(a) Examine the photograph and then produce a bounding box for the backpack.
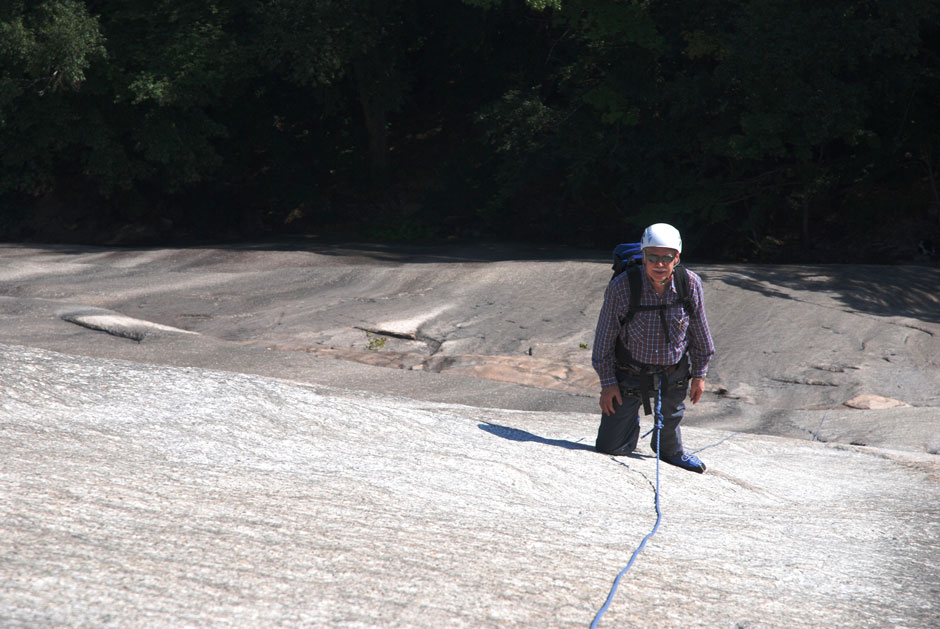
[611,242,644,276]
[609,242,694,367]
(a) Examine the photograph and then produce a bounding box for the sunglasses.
[645,252,677,264]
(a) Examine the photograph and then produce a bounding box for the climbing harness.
[590,374,666,629]
[617,354,689,417]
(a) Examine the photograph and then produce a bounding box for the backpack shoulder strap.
[625,265,643,323]
[672,264,694,316]
[614,266,644,368]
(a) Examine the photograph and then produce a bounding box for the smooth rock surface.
[1,242,938,445]
[1,241,938,628]
[2,344,938,628]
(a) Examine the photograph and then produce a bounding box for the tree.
[258,0,419,183]
[0,1,105,194]
[468,0,940,256]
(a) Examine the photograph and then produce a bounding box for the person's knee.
[595,426,638,455]
[594,434,618,453]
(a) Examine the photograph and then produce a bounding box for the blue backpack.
[611,243,644,276]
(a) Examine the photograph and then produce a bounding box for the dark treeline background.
[1,0,939,262]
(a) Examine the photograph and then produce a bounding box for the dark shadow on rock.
[476,422,660,458]
[12,241,937,322]
[478,422,598,452]
[714,264,940,324]
[2,239,608,265]
[612,451,653,460]
[236,239,610,265]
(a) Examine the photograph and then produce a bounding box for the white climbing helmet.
[640,223,682,253]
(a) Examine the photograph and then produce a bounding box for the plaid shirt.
[592,267,715,388]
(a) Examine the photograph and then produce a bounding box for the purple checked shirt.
[592,267,715,388]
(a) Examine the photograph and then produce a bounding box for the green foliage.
[0,0,937,258]
[462,0,561,10]
[465,0,940,256]
[0,0,248,204]
[0,1,105,194]
[0,1,105,98]
[365,332,387,351]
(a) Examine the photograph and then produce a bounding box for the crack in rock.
[769,377,839,387]
[354,326,443,354]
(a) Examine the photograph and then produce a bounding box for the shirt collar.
[642,270,676,297]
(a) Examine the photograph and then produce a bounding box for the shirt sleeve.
[591,279,625,388]
[687,271,715,379]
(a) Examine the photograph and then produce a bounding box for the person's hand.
[689,377,705,404]
[599,385,622,416]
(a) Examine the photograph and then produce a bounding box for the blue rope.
[590,376,665,629]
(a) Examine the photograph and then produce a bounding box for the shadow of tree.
[22,240,937,323]
[11,239,609,267]
[709,264,940,324]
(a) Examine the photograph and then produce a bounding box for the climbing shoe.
[661,453,706,474]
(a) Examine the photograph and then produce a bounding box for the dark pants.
[595,366,689,458]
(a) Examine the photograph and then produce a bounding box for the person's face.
[644,246,680,284]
